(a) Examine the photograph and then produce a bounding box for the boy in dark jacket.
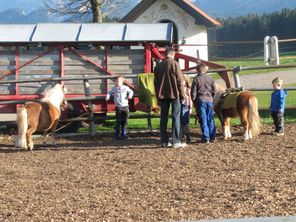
[190,63,216,143]
[270,77,288,136]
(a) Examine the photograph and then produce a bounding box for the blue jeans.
[160,99,181,145]
[196,101,216,140]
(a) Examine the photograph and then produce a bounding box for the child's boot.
[186,133,191,144]
[180,127,184,142]
[121,128,128,140]
[116,129,121,140]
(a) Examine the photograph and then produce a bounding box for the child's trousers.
[181,104,190,143]
[271,111,284,132]
[115,106,129,139]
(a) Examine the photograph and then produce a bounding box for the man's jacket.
[153,57,185,100]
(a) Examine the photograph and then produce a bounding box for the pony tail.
[247,96,261,137]
[17,107,28,149]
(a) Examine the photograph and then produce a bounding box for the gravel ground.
[216,70,296,88]
[0,124,296,221]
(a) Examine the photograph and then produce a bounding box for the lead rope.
[47,113,87,136]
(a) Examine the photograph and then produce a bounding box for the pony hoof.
[51,141,57,147]
[21,145,28,150]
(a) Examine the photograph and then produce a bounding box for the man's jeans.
[160,99,181,145]
[197,101,216,140]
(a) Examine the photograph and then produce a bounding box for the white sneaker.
[161,142,172,147]
[172,142,187,148]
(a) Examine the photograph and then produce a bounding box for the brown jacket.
[154,57,185,100]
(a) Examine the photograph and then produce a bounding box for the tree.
[44,0,129,23]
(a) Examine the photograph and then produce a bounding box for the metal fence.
[0,64,295,134]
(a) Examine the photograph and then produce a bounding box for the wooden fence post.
[147,105,152,132]
[83,74,95,136]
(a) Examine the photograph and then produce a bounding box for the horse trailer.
[0,23,229,131]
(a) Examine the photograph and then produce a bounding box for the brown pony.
[214,84,261,140]
[16,84,67,150]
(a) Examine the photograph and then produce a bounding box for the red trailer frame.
[0,42,230,120]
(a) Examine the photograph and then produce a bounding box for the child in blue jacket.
[270,77,288,136]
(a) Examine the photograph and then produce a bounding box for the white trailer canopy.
[0,23,173,43]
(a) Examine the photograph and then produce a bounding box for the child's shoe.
[121,128,128,140]
[186,134,191,144]
[201,138,210,144]
[273,129,284,136]
[116,130,121,140]
[275,130,284,136]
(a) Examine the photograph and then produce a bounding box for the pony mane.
[41,84,66,110]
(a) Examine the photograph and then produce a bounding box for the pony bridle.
[60,85,68,111]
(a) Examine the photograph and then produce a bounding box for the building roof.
[120,0,221,27]
[0,23,173,43]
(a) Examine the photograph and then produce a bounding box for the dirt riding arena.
[0,124,296,221]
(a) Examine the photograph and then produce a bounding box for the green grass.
[286,83,296,87]
[211,55,296,76]
[78,87,296,133]
[254,90,296,109]
[79,113,296,133]
[260,109,296,124]
[79,106,296,133]
[79,55,296,133]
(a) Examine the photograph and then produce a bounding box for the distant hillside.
[0,0,43,14]
[194,0,296,17]
[0,8,61,24]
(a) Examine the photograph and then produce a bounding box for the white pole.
[264,36,270,65]
[271,36,280,65]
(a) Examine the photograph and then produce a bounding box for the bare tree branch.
[43,0,130,23]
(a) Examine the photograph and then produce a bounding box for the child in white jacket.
[106,75,134,140]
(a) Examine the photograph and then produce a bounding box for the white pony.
[16,84,67,150]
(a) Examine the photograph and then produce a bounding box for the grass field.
[81,89,296,132]
[80,109,296,133]
[80,55,296,133]
[211,55,296,76]
[254,90,296,109]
